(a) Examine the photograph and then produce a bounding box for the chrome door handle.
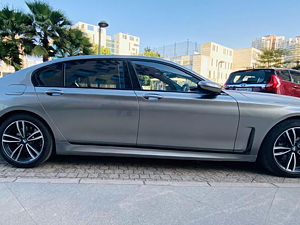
[45,89,64,96]
[293,86,300,89]
[142,94,163,100]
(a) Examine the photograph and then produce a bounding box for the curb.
[1,177,300,188]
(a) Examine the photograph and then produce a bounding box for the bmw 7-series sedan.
[1,55,300,177]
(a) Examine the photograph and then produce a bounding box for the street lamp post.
[98,20,109,55]
[217,60,225,84]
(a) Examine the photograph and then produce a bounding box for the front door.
[33,59,139,145]
[130,60,239,151]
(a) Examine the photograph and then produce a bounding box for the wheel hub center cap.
[22,139,27,144]
[291,146,297,151]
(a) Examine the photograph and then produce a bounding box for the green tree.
[55,28,94,57]
[257,49,287,68]
[0,40,22,70]
[92,44,111,55]
[142,47,160,58]
[26,0,71,62]
[0,6,33,70]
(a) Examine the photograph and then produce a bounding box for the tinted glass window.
[65,60,126,89]
[226,70,272,84]
[32,64,63,87]
[132,61,199,92]
[290,70,300,84]
[277,70,291,81]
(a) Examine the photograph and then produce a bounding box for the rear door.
[33,59,139,146]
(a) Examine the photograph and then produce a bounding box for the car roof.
[231,68,299,74]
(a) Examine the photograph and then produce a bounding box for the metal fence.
[152,41,200,58]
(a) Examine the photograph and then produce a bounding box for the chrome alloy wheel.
[1,120,44,164]
[273,127,300,173]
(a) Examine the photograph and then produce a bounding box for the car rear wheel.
[0,114,53,168]
[259,119,300,177]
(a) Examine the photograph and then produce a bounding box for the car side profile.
[1,55,300,177]
[224,68,300,98]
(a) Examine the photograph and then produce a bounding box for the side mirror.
[197,81,222,94]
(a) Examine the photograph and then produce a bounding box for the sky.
[3,0,300,51]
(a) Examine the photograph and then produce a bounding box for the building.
[163,42,234,84]
[232,47,261,71]
[252,35,285,50]
[72,22,140,55]
[0,56,42,78]
[200,42,234,84]
[114,33,140,55]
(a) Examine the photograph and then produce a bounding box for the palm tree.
[0,6,33,70]
[55,28,94,57]
[26,0,71,62]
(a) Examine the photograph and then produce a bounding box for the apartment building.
[72,22,140,55]
[200,42,234,84]
[164,42,234,84]
[252,35,285,50]
[232,47,261,71]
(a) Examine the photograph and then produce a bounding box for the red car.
[224,68,300,97]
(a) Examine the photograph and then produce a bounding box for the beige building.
[114,33,140,55]
[200,42,233,84]
[232,47,261,71]
[72,22,140,55]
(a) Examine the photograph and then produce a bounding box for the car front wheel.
[259,119,300,177]
[0,114,53,168]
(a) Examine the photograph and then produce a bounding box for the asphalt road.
[0,154,300,184]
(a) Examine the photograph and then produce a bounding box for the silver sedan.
[0,55,300,177]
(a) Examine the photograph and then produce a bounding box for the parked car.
[1,56,300,177]
[223,68,300,98]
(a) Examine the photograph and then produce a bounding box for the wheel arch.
[0,110,57,154]
[258,115,300,156]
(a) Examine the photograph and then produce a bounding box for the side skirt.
[55,142,257,162]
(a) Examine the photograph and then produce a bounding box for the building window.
[212,45,215,51]
[130,36,134,41]
[209,71,211,78]
[211,59,213,66]
[136,38,139,42]
[87,25,94,31]
[123,34,127,39]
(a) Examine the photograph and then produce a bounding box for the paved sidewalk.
[1,155,300,184]
[0,180,299,225]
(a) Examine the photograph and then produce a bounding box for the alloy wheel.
[273,127,300,173]
[1,120,44,164]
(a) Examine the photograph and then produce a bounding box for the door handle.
[142,94,163,100]
[45,89,64,96]
[293,86,300,89]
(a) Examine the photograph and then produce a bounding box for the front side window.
[131,61,199,92]
[32,63,63,87]
[290,70,300,84]
[65,59,126,89]
[277,70,291,81]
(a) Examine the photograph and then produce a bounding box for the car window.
[277,70,291,81]
[226,70,272,84]
[65,59,126,89]
[131,61,199,92]
[32,63,63,87]
[290,70,300,84]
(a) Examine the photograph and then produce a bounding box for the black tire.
[0,114,53,168]
[259,119,300,178]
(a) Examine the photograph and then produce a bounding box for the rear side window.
[226,70,272,84]
[290,70,300,84]
[277,70,291,81]
[65,59,127,89]
[32,64,63,87]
